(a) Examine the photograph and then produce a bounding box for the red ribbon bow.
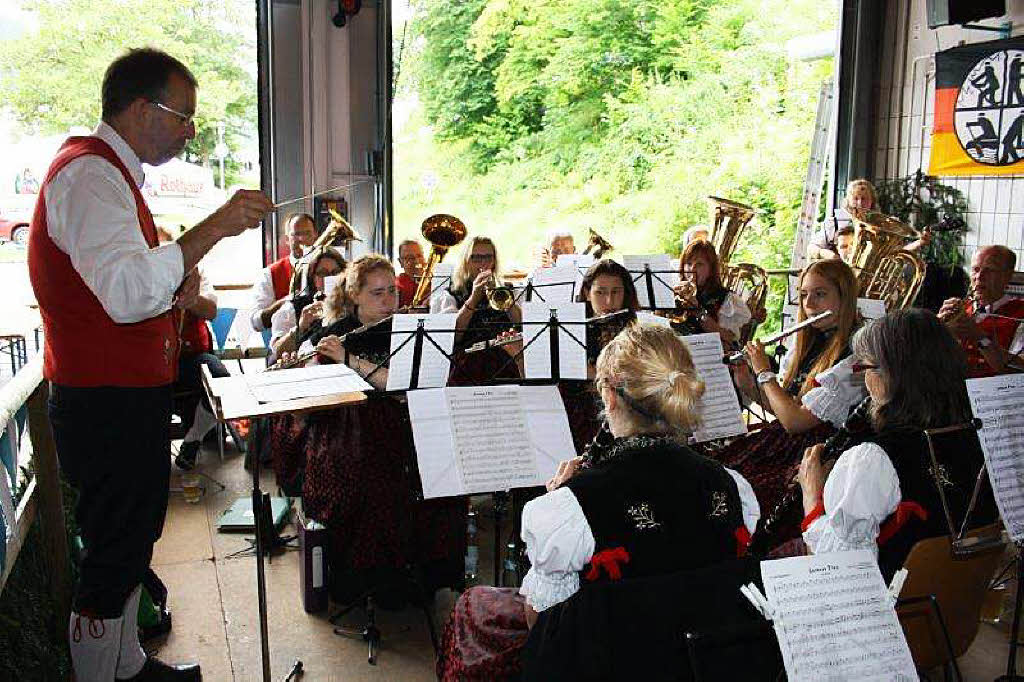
[877,501,929,546]
[585,546,631,581]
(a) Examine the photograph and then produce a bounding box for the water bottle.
[464,510,479,583]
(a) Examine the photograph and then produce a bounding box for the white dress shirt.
[802,442,901,557]
[248,256,297,331]
[45,122,184,324]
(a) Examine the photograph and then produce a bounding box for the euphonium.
[410,214,467,308]
[846,210,919,294]
[707,196,755,266]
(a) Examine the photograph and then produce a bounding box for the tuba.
[846,209,920,294]
[863,250,927,311]
[410,214,467,308]
[722,263,769,346]
[582,228,614,259]
[707,196,755,266]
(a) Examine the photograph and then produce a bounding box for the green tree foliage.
[0,0,255,183]
[400,0,836,331]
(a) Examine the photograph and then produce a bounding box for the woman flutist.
[436,323,759,681]
[793,310,996,579]
[713,259,865,544]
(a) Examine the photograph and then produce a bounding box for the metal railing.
[0,358,71,641]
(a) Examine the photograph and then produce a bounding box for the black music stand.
[627,264,679,311]
[516,278,578,304]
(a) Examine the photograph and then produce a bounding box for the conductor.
[28,49,272,681]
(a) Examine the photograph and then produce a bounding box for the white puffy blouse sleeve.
[802,442,901,557]
[717,292,752,339]
[800,355,867,428]
[724,468,761,535]
[519,487,596,612]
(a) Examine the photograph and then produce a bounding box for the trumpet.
[486,275,516,311]
[725,310,833,365]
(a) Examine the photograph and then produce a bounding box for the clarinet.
[747,396,873,557]
[580,420,616,468]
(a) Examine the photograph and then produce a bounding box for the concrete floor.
[147,437,1022,682]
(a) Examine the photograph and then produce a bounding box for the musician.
[431,236,522,349]
[296,255,466,603]
[268,246,346,361]
[938,245,1024,377]
[807,179,930,262]
[538,229,576,268]
[671,239,751,345]
[30,48,272,681]
[395,238,425,307]
[437,324,759,681]
[716,259,864,517]
[797,309,997,580]
[248,212,318,332]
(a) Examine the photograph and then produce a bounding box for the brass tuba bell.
[846,210,920,294]
[410,214,468,308]
[707,196,755,266]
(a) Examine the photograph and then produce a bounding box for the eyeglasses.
[851,362,878,374]
[149,101,194,127]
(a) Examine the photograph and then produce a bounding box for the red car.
[0,216,29,247]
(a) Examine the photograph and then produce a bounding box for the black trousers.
[49,383,172,618]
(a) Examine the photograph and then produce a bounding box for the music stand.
[627,264,678,311]
[515,279,578,305]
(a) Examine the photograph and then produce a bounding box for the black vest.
[564,435,748,582]
[865,426,996,581]
[309,312,394,368]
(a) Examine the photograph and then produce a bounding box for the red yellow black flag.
[929,36,1024,176]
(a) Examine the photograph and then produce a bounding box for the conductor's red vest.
[964,297,1024,378]
[28,136,178,387]
[268,257,293,300]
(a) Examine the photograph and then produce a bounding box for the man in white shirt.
[29,48,272,682]
[248,213,318,332]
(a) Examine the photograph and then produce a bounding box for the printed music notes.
[407,385,574,498]
[245,363,372,403]
[857,298,887,321]
[623,254,679,309]
[967,373,1024,541]
[761,550,917,682]
[681,333,747,442]
[387,313,456,391]
[527,265,579,303]
[520,303,588,380]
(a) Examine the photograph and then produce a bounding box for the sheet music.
[681,333,747,442]
[761,550,917,682]
[555,253,594,270]
[408,385,574,498]
[245,364,372,403]
[387,313,456,391]
[967,373,1024,541]
[635,311,671,328]
[622,254,679,309]
[520,302,588,380]
[527,266,578,303]
[323,274,342,299]
[857,297,887,321]
[429,262,454,300]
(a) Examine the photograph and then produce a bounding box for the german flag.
[929,36,1024,177]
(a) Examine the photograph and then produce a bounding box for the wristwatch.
[756,370,778,386]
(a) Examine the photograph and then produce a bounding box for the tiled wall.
[872,0,1024,267]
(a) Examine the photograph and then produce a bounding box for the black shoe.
[117,656,201,681]
[139,605,172,642]
[175,441,200,471]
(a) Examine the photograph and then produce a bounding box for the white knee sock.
[69,611,121,682]
[115,584,146,679]
[184,403,218,444]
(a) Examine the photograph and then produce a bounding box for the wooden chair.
[896,523,1006,679]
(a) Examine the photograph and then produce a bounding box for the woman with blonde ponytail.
[436,323,760,682]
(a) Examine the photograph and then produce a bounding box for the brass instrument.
[863,250,927,311]
[707,196,755,266]
[581,228,613,259]
[723,263,769,346]
[485,275,515,311]
[410,214,467,308]
[846,210,919,294]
